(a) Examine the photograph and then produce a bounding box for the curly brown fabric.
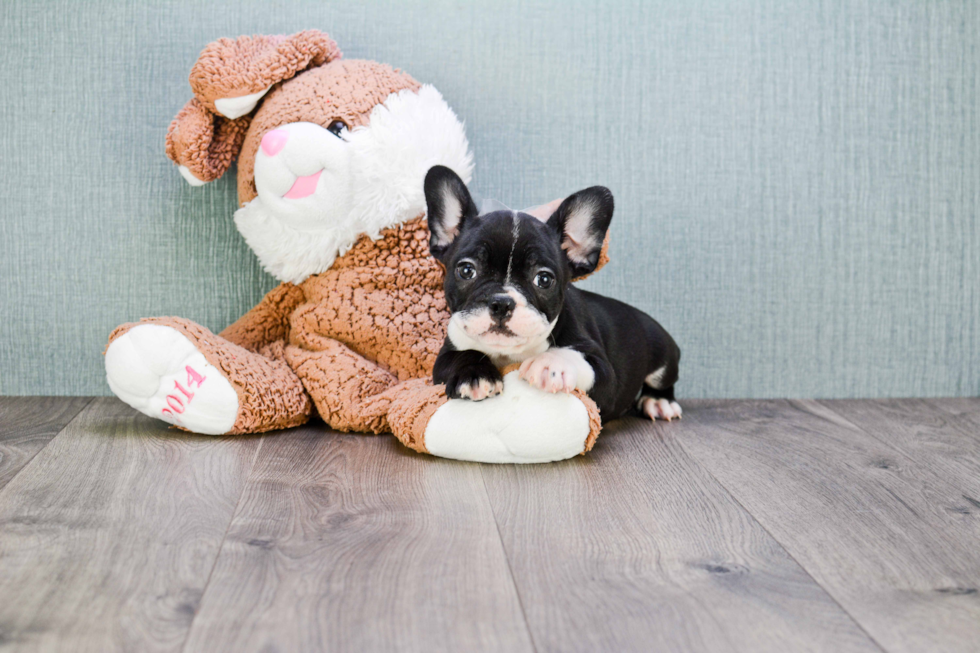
[290,217,449,383]
[164,98,251,183]
[387,379,449,454]
[573,390,603,454]
[285,340,398,434]
[220,283,306,353]
[189,30,342,114]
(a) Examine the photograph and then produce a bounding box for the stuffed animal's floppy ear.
[165,30,342,185]
[165,98,251,185]
[546,186,614,278]
[189,30,341,119]
[425,165,479,261]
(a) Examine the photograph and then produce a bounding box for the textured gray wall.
[1,0,977,398]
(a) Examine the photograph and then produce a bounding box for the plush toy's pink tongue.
[284,170,323,199]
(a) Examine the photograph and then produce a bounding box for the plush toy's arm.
[219,283,306,353]
[386,370,603,463]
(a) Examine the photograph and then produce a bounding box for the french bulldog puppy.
[424,166,682,422]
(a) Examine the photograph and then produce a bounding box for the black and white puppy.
[424,166,682,422]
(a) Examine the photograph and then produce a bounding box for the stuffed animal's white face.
[234,85,473,284]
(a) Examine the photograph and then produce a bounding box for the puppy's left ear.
[546,186,614,277]
[425,165,479,261]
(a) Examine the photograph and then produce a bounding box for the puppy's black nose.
[488,294,516,321]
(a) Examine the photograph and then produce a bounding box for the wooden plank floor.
[0,397,977,652]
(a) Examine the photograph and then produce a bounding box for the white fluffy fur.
[235,85,473,284]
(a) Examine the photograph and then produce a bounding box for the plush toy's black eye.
[534,270,555,289]
[327,120,347,137]
[456,261,477,281]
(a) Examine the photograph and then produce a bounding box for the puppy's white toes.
[538,367,552,391]
[519,351,583,394]
[563,370,578,393]
[473,379,490,401]
[520,361,546,391]
[660,399,675,420]
[641,397,681,422]
[458,377,503,401]
[640,397,657,420]
[546,369,561,393]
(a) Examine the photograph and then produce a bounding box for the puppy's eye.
[456,261,477,281]
[534,271,555,289]
[327,120,347,138]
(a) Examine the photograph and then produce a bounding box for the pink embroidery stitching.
[161,365,207,420]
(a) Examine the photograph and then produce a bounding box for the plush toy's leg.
[386,372,603,463]
[284,340,401,434]
[106,317,312,434]
[386,379,450,454]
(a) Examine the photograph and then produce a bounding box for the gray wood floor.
[0,397,978,653]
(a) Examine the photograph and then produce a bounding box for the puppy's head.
[424,165,613,360]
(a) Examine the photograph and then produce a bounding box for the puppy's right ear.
[425,166,478,261]
[546,186,614,278]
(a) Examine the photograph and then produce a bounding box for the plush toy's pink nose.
[260,129,288,156]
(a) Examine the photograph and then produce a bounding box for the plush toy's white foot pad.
[105,325,239,435]
[424,371,592,463]
[641,397,682,421]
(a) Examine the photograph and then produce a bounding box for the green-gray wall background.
[1,0,977,398]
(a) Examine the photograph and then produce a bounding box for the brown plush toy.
[105,31,605,463]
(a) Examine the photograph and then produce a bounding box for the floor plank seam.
[668,427,891,653]
[479,467,539,653]
[0,396,95,502]
[811,400,924,468]
[178,435,267,653]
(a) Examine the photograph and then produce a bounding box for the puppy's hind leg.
[638,364,682,421]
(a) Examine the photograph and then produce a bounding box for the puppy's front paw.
[457,376,504,401]
[519,349,584,393]
[446,363,504,401]
[641,397,683,421]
